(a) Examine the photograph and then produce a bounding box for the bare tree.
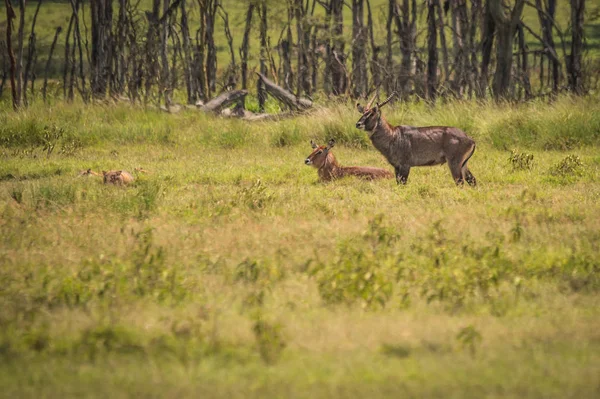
[43,27,63,102]
[90,0,113,98]
[351,0,368,98]
[258,0,268,112]
[4,0,18,110]
[535,0,560,92]
[239,2,254,93]
[567,0,585,94]
[427,0,438,101]
[23,0,43,105]
[330,0,347,95]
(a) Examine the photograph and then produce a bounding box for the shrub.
[508,150,534,171]
[311,215,398,309]
[550,154,584,177]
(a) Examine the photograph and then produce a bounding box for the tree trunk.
[4,0,18,110]
[43,27,62,102]
[205,0,218,97]
[160,0,171,105]
[15,0,26,107]
[385,0,394,94]
[330,0,346,95]
[90,0,113,98]
[351,0,367,98]
[478,0,495,97]
[239,3,254,92]
[366,0,379,91]
[23,0,43,106]
[258,0,268,112]
[181,0,195,103]
[426,0,438,101]
[490,0,525,100]
[435,0,449,83]
[567,0,585,94]
[536,0,560,93]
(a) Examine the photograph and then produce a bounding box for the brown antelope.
[356,93,477,186]
[305,139,394,182]
[102,170,135,185]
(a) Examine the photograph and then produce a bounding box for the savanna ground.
[1,95,600,398]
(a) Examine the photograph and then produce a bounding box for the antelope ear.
[372,105,379,114]
[357,103,365,113]
[102,170,107,175]
[327,139,335,149]
[116,170,122,176]
[87,168,91,173]
[310,140,318,149]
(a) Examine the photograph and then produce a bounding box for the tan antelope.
[102,170,135,185]
[356,93,477,186]
[305,139,394,182]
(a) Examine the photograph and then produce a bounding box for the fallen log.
[199,89,248,113]
[256,73,312,111]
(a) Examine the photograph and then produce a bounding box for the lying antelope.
[356,93,477,186]
[102,170,135,185]
[305,139,394,182]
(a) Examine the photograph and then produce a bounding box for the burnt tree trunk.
[144,0,161,103]
[258,0,268,112]
[90,0,113,98]
[567,0,585,94]
[385,0,394,94]
[393,0,416,96]
[205,0,218,97]
[489,0,525,100]
[469,0,481,97]
[426,0,438,101]
[160,0,171,106]
[330,0,346,95]
[295,0,311,96]
[43,27,62,102]
[181,0,196,103]
[351,0,368,98]
[517,22,531,98]
[4,0,18,110]
[366,0,380,91]
[479,0,495,97]
[435,0,449,83]
[238,2,253,108]
[536,0,560,92]
[23,0,43,106]
[15,0,25,106]
[218,4,236,90]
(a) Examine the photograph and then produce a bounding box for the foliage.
[508,150,534,171]
[311,215,398,309]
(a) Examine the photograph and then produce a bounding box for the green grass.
[1,95,600,397]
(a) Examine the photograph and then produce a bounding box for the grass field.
[1,95,600,397]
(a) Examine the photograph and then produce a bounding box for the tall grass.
[0,95,599,398]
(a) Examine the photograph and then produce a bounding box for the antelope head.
[305,139,335,168]
[355,92,396,131]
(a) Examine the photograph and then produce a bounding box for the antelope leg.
[395,165,410,185]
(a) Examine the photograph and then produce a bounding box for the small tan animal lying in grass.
[102,170,135,185]
[304,139,394,182]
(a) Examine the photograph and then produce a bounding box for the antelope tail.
[462,143,476,169]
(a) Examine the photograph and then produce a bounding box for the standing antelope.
[305,139,394,182]
[355,93,477,186]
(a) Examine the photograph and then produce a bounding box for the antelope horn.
[376,92,397,109]
[365,91,378,110]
